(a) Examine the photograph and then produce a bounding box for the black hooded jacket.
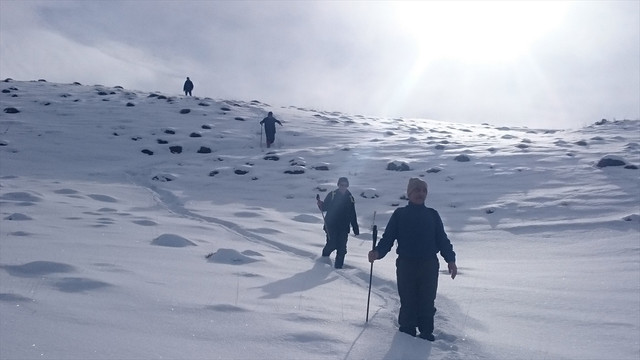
[260,115,282,135]
[321,189,359,235]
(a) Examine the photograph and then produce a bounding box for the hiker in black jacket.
[317,177,359,269]
[368,177,457,341]
[259,112,283,148]
[183,77,193,96]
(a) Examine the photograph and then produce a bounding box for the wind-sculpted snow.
[0,80,638,360]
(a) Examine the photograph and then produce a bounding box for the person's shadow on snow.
[257,258,338,299]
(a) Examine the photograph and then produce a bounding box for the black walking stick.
[260,123,263,150]
[366,224,378,323]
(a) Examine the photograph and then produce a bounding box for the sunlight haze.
[0,0,637,129]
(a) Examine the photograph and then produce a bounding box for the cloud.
[0,0,637,128]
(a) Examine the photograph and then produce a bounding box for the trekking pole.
[366,220,378,323]
[260,124,263,150]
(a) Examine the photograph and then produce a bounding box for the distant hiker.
[183,77,194,96]
[368,177,457,341]
[259,111,283,148]
[317,177,359,269]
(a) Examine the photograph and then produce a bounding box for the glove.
[368,250,378,263]
[353,225,359,236]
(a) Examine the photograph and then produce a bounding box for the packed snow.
[1,79,638,360]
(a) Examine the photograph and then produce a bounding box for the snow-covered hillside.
[1,79,639,360]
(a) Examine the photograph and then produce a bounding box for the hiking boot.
[399,327,416,337]
[419,332,435,341]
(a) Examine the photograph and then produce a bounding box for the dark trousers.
[322,230,348,268]
[265,131,275,147]
[396,257,439,335]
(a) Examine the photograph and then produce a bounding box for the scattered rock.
[596,155,626,168]
[235,166,251,175]
[387,161,411,171]
[289,157,306,167]
[264,154,280,161]
[454,154,471,162]
[152,174,176,182]
[360,189,379,199]
[284,166,305,175]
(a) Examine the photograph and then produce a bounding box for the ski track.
[132,179,443,357]
[139,179,481,359]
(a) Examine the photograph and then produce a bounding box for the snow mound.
[151,234,197,247]
[206,248,260,264]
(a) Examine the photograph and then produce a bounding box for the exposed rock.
[454,154,471,162]
[387,161,411,171]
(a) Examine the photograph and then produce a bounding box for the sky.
[0,80,639,359]
[0,0,639,129]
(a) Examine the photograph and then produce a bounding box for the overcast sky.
[1,0,638,128]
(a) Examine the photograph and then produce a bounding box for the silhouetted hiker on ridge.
[183,77,193,96]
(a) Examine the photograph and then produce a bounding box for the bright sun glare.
[393,1,569,63]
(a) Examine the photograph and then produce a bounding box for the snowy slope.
[1,79,638,360]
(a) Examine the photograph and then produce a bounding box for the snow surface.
[0,80,639,360]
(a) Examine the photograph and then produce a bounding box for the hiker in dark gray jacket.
[317,177,359,268]
[368,177,457,341]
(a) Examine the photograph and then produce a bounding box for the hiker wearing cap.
[317,177,359,269]
[368,177,457,341]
